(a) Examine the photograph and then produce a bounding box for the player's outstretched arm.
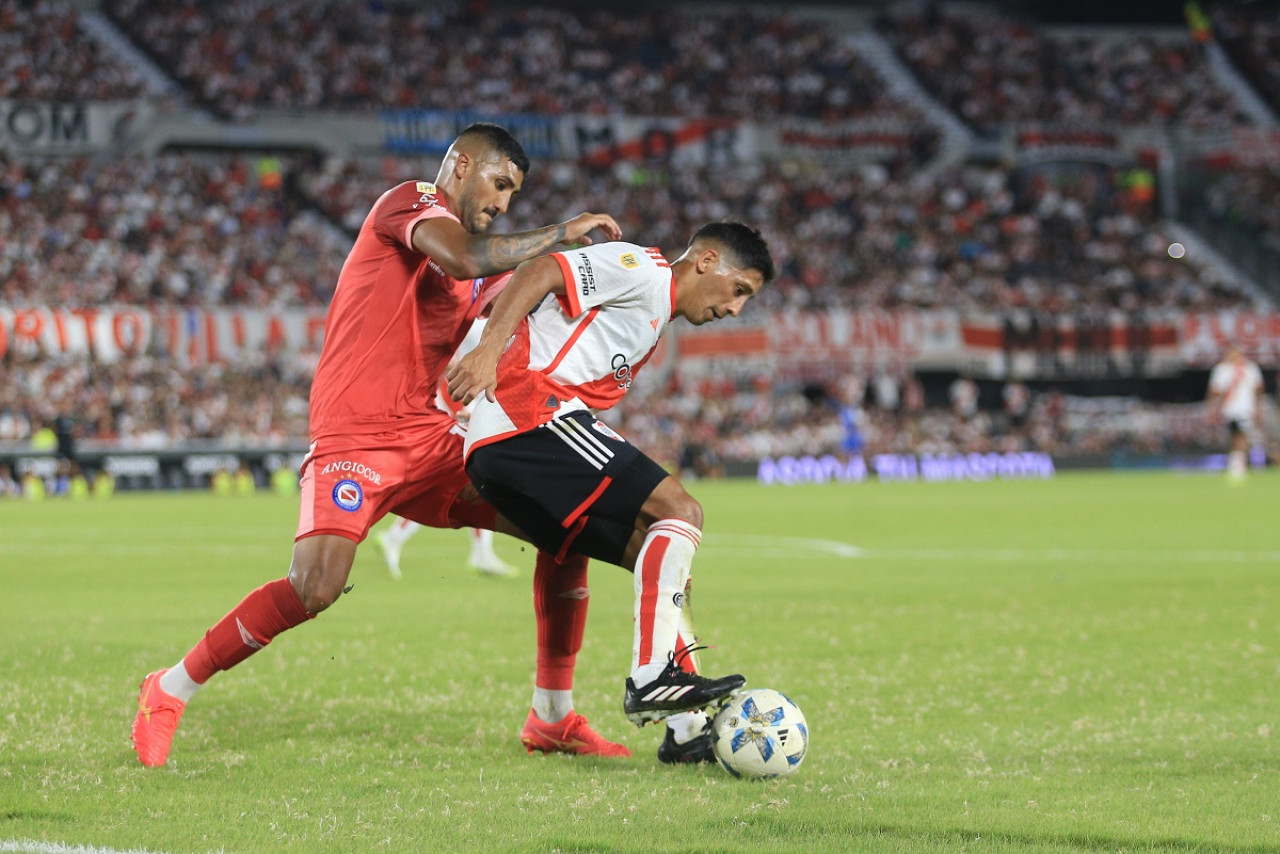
[447,255,566,405]
[414,213,621,281]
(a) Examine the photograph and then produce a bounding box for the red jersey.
[309,180,508,439]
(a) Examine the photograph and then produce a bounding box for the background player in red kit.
[131,123,624,766]
[449,222,775,762]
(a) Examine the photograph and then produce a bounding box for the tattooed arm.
[413,213,621,281]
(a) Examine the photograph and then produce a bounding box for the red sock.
[533,551,589,691]
[183,578,314,684]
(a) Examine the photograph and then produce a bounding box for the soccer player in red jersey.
[131,123,627,766]
[448,222,776,762]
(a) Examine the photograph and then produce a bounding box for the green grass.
[1,471,1278,854]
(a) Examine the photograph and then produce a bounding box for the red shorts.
[296,411,497,543]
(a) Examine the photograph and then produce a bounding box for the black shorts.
[466,410,669,567]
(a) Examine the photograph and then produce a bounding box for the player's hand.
[447,348,499,406]
[561,212,621,247]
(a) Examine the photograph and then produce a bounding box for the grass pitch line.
[706,533,864,558]
[0,842,224,854]
[707,535,1280,564]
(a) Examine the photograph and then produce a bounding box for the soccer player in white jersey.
[375,319,518,579]
[1206,345,1265,481]
[447,221,775,763]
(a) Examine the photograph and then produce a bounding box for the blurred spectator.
[104,0,922,124]
[1,0,152,101]
[0,152,349,308]
[0,462,19,497]
[1199,163,1280,255]
[878,5,1254,134]
[0,352,311,449]
[305,155,1259,313]
[1211,2,1280,117]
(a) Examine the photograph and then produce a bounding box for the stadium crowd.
[296,153,1263,314]
[5,149,1258,314]
[876,4,1256,134]
[1198,162,1280,256]
[2,0,1277,482]
[0,0,151,101]
[0,345,1242,473]
[0,152,348,308]
[102,0,919,124]
[0,351,313,450]
[1211,1,1280,117]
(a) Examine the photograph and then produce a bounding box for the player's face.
[687,262,764,326]
[459,154,524,234]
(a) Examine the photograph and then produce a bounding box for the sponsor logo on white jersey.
[619,252,639,269]
[611,352,633,390]
[320,460,382,484]
[577,256,596,296]
[332,479,364,511]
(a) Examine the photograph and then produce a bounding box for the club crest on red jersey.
[332,479,363,512]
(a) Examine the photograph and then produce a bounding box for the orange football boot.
[520,709,631,758]
[132,669,186,767]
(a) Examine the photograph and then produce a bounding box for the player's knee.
[288,562,348,614]
[651,489,703,530]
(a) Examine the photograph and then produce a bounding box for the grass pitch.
[1,471,1278,854]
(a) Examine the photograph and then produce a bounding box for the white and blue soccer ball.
[711,688,809,779]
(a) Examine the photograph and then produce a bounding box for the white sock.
[1228,450,1247,476]
[531,688,574,724]
[666,710,710,744]
[469,528,497,562]
[631,519,701,684]
[159,660,202,703]
[383,517,421,547]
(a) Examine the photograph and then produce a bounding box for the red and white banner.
[676,309,962,379]
[0,307,328,364]
[8,306,1279,376]
[0,307,152,363]
[557,116,752,166]
[675,309,1191,379]
[1179,312,1280,368]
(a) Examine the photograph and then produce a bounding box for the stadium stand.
[876,4,1256,134]
[102,0,924,124]
[0,0,150,101]
[1210,1,1280,118]
[1,152,348,307]
[2,0,1278,488]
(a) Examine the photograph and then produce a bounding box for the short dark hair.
[690,221,775,283]
[456,122,531,175]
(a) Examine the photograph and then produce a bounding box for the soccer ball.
[711,688,808,779]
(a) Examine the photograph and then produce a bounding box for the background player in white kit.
[448,221,775,761]
[1205,345,1265,481]
[375,318,518,579]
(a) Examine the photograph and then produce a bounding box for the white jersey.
[464,242,674,458]
[1208,357,1264,422]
